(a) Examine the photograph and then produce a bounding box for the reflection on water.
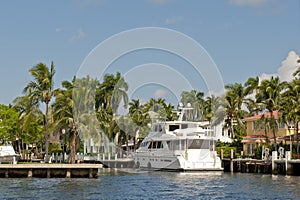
[0,169,299,199]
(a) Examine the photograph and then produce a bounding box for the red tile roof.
[243,135,267,139]
[243,110,279,122]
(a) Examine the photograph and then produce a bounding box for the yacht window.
[181,124,188,129]
[154,141,158,149]
[166,141,171,149]
[157,141,163,149]
[169,125,180,131]
[168,140,181,150]
[188,139,209,149]
[141,142,149,148]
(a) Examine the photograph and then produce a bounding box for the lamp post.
[62,128,66,162]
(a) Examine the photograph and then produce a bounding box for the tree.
[180,90,205,120]
[53,76,100,163]
[224,83,247,138]
[95,72,129,147]
[96,72,128,114]
[0,104,19,144]
[256,76,286,151]
[204,95,225,126]
[143,98,167,121]
[128,99,151,150]
[13,95,44,153]
[23,62,55,157]
[244,76,260,115]
[281,79,300,153]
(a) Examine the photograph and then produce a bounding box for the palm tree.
[96,72,128,114]
[180,90,205,120]
[164,103,177,121]
[256,76,286,151]
[292,56,300,78]
[95,72,129,147]
[128,99,151,150]
[13,94,44,154]
[224,83,247,138]
[143,98,167,121]
[281,79,300,153]
[244,76,259,96]
[293,68,300,78]
[53,76,100,163]
[204,95,225,126]
[23,62,55,158]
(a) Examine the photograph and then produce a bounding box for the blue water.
[0,169,299,199]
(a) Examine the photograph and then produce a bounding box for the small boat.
[133,105,223,171]
[0,145,20,164]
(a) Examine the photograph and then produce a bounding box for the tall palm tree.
[281,79,300,153]
[204,95,225,126]
[164,103,177,121]
[23,62,55,157]
[53,76,100,163]
[95,72,128,146]
[128,99,152,150]
[224,83,247,138]
[142,98,163,120]
[256,76,286,151]
[13,94,44,153]
[180,90,205,120]
[244,76,259,96]
[96,72,128,114]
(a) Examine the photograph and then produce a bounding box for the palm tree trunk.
[296,121,299,155]
[270,112,277,151]
[230,117,235,139]
[264,126,269,145]
[71,132,77,164]
[126,133,129,157]
[45,102,49,157]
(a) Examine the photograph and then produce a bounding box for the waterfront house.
[241,111,296,156]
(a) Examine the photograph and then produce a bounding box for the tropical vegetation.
[0,56,300,162]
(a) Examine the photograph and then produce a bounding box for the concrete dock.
[0,164,103,178]
[222,150,300,176]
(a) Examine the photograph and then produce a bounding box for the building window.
[247,144,251,155]
[253,121,265,130]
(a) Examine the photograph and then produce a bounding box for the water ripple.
[0,170,299,199]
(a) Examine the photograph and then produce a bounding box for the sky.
[0,0,299,106]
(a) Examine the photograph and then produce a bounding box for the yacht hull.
[134,153,223,171]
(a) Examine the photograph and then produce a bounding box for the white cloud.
[260,51,300,82]
[154,89,168,98]
[69,29,86,42]
[278,51,300,82]
[229,0,267,7]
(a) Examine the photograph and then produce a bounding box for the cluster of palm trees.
[224,64,300,153]
[2,57,300,163]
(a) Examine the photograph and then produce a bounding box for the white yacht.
[133,106,223,171]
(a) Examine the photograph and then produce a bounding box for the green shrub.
[49,143,62,154]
